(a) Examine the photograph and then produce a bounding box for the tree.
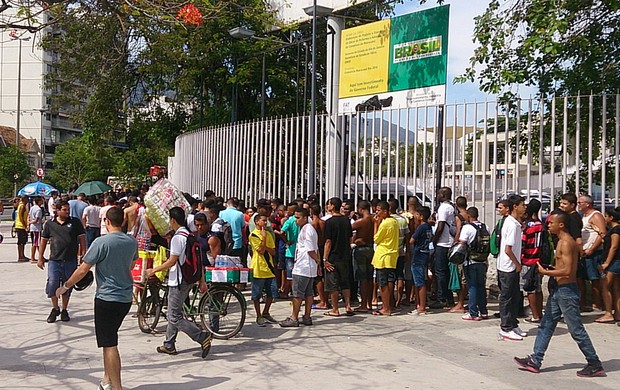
[456,0,620,98]
[47,137,114,191]
[0,145,32,197]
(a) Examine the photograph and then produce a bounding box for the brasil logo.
[393,36,442,63]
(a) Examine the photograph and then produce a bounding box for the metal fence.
[170,93,620,224]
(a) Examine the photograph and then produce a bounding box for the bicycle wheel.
[137,285,163,333]
[198,285,246,339]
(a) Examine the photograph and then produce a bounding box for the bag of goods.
[144,178,191,236]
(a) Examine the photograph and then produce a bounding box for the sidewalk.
[0,228,618,389]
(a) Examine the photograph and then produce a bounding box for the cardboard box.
[205,267,253,283]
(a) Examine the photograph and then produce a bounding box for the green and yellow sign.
[339,5,450,112]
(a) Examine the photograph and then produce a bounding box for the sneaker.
[98,382,113,390]
[513,356,540,373]
[524,317,541,324]
[156,345,178,355]
[576,364,606,378]
[462,313,482,321]
[301,316,313,326]
[262,313,277,324]
[278,317,299,327]
[47,308,61,323]
[60,309,70,322]
[256,316,266,327]
[513,326,528,337]
[480,314,490,320]
[499,330,523,341]
[201,333,213,358]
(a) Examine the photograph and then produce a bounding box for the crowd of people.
[8,184,619,387]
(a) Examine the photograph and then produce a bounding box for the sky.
[393,0,535,103]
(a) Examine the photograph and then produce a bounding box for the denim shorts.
[606,260,620,275]
[46,259,78,298]
[352,246,374,281]
[578,251,603,280]
[411,253,430,287]
[251,277,276,301]
[285,257,295,280]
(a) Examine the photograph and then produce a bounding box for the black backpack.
[540,227,555,266]
[469,222,491,262]
[215,218,234,255]
[176,230,203,284]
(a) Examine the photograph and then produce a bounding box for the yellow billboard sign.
[339,19,391,99]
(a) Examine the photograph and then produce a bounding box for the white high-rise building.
[0,7,82,170]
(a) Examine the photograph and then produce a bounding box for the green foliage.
[457,0,620,98]
[0,146,32,197]
[47,137,114,191]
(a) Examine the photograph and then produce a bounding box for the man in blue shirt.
[219,197,245,258]
[56,206,138,390]
[68,193,88,220]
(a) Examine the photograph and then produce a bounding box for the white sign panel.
[266,0,371,25]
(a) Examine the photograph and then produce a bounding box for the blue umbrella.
[17,181,58,197]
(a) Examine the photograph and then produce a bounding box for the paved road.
[0,225,618,389]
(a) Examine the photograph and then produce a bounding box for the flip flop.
[312,305,330,310]
[323,311,340,317]
[594,318,616,324]
[345,311,355,316]
[372,310,390,316]
[353,308,369,313]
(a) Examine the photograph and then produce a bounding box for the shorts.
[324,260,352,292]
[285,257,295,280]
[46,259,78,298]
[251,277,276,300]
[94,298,131,347]
[578,252,603,280]
[411,253,430,287]
[30,231,40,246]
[16,228,28,245]
[375,268,396,287]
[403,257,413,281]
[606,260,620,275]
[519,264,543,293]
[352,246,374,281]
[292,274,314,298]
[395,256,407,280]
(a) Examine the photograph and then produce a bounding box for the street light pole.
[11,32,31,196]
[307,0,318,196]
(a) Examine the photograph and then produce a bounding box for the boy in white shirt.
[279,208,321,327]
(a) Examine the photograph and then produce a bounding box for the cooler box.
[205,267,253,283]
[131,250,155,283]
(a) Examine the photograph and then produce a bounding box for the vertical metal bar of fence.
[423,106,429,203]
[461,104,467,196]
[588,94,594,196]
[302,116,308,199]
[395,109,401,202]
[371,113,376,198]
[550,97,556,197]
[346,114,352,201]
[472,102,478,206]
[515,100,521,193]
[404,108,410,201]
[526,99,532,203]
[412,108,418,199]
[387,111,393,199]
[602,95,607,208]
[492,102,498,209]
[504,104,509,197]
[451,105,457,191]
[482,102,489,225]
[616,94,620,206]
[538,98,544,200]
[293,116,299,200]
[562,97,568,193]
[276,117,283,200]
[362,113,367,201]
[576,95,581,193]
[379,112,384,199]
[285,117,291,202]
[351,113,358,202]
[254,120,260,200]
[241,122,248,202]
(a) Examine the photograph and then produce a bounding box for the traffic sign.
[36,167,45,178]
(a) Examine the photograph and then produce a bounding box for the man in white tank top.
[578,195,606,311]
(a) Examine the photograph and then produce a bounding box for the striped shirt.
[521,219,543,266]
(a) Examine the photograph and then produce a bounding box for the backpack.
[469,222,491,262]
[489,217,505,257]
[176,230,203,284]
[441,202,460,237]
[540,227,555,266]
[214,218,234,255]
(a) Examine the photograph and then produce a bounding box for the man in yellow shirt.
[372,201,399,316]
[249,213,278,327]
[15,195,30,262]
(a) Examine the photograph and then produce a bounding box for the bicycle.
[137,278,247,340]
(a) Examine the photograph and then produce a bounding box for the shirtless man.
[351,200,374,312]
[514,211,605,377]
[310,204,328,309]
[577,194,606,311]
[123,196,139,235]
